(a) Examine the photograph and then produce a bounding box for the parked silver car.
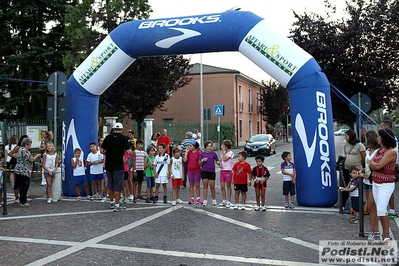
[244,134,276,156]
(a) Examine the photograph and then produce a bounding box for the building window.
[239,85,243,112]
[256,92,260,114]
[257,121,260,134]
[248,89,252,113]
[249,120,252,137]
[239,119,243,138]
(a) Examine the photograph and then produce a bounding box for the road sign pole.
[218,116,221,157]
[54,72,58,149]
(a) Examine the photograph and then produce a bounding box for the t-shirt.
[187,150,201,173]
[343,142,366,170]
[171,157,183,178]
[179,138,192,157]
[221,151,234,171]
[44,153,58,173]
[6,144,16,162]
[145,156,155,178]
[87,151,104,174]
[281,161,295,181]
[153,153,170,177]
[123,153,130,172]
[350,177,359,197]
[135,149,147,171]
[71,157,85,177]
[252,166,270,187]
[157,135,172,154]
[232,161,252,184]
[101,133,130,171]
[199,151,219,172]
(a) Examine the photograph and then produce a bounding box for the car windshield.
[249,135,269,142]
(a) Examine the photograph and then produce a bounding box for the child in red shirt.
[252,155,270,211]
[232,151,252,210]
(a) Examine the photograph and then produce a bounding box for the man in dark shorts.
[101,122,131,212]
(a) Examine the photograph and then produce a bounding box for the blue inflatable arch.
[63,11,337,207]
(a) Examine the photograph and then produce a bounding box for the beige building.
[149,63,266,146]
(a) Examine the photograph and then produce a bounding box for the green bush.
[212,122,236,147]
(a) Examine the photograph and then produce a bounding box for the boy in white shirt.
[87,142,105,202]
[152,143,170,203]
[169,147,185,206]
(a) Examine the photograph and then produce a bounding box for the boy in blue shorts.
[281,151,296,209]
[87,142,105,202]
[71,148,90,200]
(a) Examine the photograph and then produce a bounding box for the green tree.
[0,0,73,119]
[259,80,289,127]
[290,0,399,126]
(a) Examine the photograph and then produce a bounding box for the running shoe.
[47,198,51,204]
[261,206,267,211]
[189,198,195,204]
[196,198,203,205]
[234,204,239,210]
[172,200,176,206]
[219,200,226,206]
[212,199,217,206]
[226,201,231,208]
[284,202,289,208]
[254,206,260,211]
[176,199,184,204]
[202,200,208,206]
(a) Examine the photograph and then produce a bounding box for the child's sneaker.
[113,205,126,212]
[122,197,127,203]
[172,200,177,206]
[101,196,106,203]
[110,202,115,209]
[163,196,168,204]
[128,195,134,201]
[189,198,195,204]
[226,201,231,208]
[241,205,246,210]
[234,204,239,210]
[153,196,158,203]
[47,198,51,204]
[219,200,226,206]
[176,199,184,204]
[77,196,81,201]
[212,199,217,206]
[254,206,260,211]
[350,218,359,224]
[202,200,208,206]
[196,198,203,205]
[367,231,375,241]
[284,202,289,208]
[86,195,91,200]
[289,202,295,209]
[145,198,152,203]
[261,206,267,211]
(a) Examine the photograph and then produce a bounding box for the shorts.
[220,170,232,183]
[133,170,144,182]
[124,171,128,180]
[234,184,248,192]
[90,173,104,181]
[107,170,124,192]
[146,177,155,188]
[254,180,267,190]
[74,175,88,185]
[155,175,168,184]
[188,172,201,185]
[363,183,372,192]
[201,171,216,180]
[44,172,56,179]
[172,178,183,188]
[283,181,295,196]
[351,196,359,212]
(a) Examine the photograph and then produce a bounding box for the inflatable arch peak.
[62,11,337,207]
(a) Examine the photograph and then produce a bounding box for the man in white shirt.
[193,128,202,147]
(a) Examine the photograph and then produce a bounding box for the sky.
[148,0,346,83]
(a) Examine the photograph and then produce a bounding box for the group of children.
[68,136,298,210]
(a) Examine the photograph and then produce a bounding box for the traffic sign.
[213,105,224,117]
[47,71,67,95]
[349,93,371,114]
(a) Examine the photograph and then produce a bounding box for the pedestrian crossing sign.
[213,105,224,117]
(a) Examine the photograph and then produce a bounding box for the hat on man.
[189,139,197,145]
[113,122,123,130]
